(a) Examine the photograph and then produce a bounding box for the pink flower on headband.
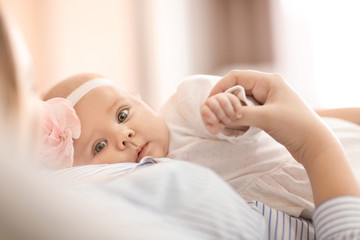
[40,98,81,169]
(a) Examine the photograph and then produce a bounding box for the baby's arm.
[316,107,360,125]
[200,92,249,135]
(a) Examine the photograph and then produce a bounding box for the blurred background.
[2,0,360,109]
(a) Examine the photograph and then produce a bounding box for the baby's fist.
[200,92,243,134]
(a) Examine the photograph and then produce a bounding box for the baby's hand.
[200,92,246,135]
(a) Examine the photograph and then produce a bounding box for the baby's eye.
[118,109,129,123]
[94,140,107,155]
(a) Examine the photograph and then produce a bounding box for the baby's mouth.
[136,143,149,163]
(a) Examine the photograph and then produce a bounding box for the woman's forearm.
[300,122,360,206]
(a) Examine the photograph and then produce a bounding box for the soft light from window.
[279,0,360,108]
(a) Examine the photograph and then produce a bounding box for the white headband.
[66,78,119,107]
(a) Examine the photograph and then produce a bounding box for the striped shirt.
[313,196,360,239]
[248,200,314,240]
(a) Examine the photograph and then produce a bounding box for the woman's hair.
[0,4,36,165]
[0,7,20,122]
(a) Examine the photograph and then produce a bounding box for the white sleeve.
[162,75,262,143]
[313,196,360,239]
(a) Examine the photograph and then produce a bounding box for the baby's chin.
[148,145,168,159]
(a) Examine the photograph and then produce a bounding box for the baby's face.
[72,86,169,166]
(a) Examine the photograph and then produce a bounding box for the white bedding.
[322,117,360,179]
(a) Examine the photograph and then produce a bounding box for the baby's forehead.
[68,78,131,105]
[73,85,130,119]
[78,85,135,109]
[96,85,130,98]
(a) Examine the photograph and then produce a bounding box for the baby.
[43,73,169,166]
[42,73,249,167]
[42,72,360,219]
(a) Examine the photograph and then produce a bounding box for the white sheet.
[322,117,360,179]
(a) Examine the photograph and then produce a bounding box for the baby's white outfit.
[161,74,360,219]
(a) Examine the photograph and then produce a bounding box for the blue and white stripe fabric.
[313,196,360,239]
[248,200,314,240]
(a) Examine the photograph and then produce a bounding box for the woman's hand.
[208,70,360,205]
[208,70,323,163]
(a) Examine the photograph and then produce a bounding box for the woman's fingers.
[209,70,280,105]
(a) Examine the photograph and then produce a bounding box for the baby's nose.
[116,129,135,150]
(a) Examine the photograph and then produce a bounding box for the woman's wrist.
[296,120,336,166]
[296,121,360,205]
